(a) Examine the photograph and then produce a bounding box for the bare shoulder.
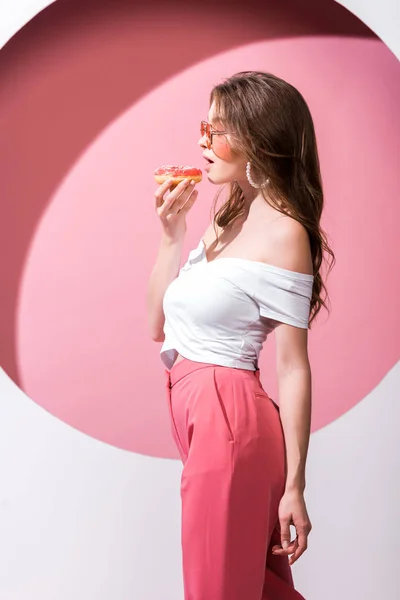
[261,215,313,275]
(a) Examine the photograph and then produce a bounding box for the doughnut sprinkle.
[154,164,202,187]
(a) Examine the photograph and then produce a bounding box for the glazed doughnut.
[154,165,202,188]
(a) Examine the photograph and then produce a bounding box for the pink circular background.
[1,2,399,458]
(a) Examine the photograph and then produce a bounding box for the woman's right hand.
[154,178,199,242]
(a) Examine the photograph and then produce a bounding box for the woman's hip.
[165,357,283,451]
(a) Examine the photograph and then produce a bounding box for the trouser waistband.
[165,358,261,389]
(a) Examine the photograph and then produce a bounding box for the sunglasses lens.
[200,121,231,157]
[211,135,232,161]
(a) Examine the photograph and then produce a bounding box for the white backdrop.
[0,1,399,599]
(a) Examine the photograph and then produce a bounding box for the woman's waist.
[161,329,265,362]
[162,344,258,374]
[165,355,262,390]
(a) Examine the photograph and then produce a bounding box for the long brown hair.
[209,71,335,326]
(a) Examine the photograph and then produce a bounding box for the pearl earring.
[246,161,270,189]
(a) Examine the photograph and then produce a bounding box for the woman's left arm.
[267,218,313,565]
[272,324,313,564]
[276,325,311,495]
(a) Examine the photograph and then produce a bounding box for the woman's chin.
[206,170,235,186]
[205,171,219,184]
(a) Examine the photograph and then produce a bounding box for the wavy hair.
[209,71,335,326]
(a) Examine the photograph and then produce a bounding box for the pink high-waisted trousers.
[165,358,306,600]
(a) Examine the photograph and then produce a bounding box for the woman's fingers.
[177,188,198,214]
[154,178,175,208]
[158,179,196,217]
[272,526,310,565]
[172,181,197,214]
[288,525,310,565]
[157,179,187,216]
[168,179,195,212]
[272,539,297,556]
[279,518,291,551]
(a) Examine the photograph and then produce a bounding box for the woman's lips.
[202,153,214,170]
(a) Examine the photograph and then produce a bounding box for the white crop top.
[161,239,314,371]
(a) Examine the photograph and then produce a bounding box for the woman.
[147,71,334,600]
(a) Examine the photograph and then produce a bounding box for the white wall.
[336,0,400,58]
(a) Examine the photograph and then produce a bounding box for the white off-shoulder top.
[161,239,314,371]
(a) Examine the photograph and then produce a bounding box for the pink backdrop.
[1,0,399,457]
